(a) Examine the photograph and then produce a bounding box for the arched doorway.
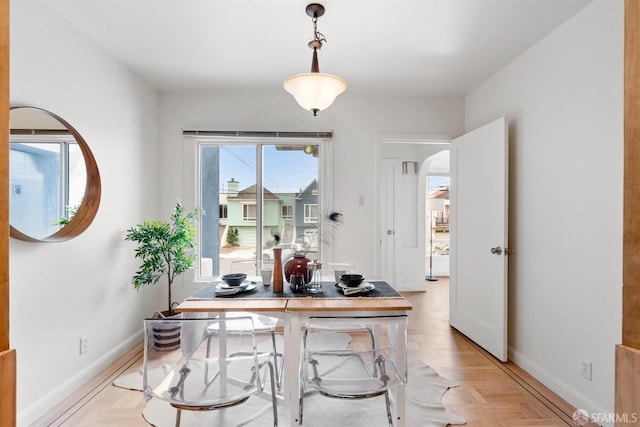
[419,150,450,281]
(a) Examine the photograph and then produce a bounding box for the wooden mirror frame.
[9,106,101,242]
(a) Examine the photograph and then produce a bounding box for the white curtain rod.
[182,130,333,139]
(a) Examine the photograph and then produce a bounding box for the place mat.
[186,280,401,300]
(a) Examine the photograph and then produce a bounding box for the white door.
[450,117,509,361]
[379,159,396,284]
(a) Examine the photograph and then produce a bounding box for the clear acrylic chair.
[206,311,284,390]
[143,316,278,427]
[299,315,408,426]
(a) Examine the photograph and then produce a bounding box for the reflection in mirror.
[9,107,100,242]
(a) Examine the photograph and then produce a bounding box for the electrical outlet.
[79,336,88,355]
[581,361,592,381]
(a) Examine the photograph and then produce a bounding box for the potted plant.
[125,202,200,317]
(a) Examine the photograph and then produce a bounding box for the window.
[187,134,332,279]
[281,205,293,219]
[10,137,84,239]
[304,204,318,223]
[428,175,450,256]
[242,204,257,221]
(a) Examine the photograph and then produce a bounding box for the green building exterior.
[225,180,297,250]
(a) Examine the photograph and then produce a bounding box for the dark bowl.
[221,273,247,286]
[340,274,365,287]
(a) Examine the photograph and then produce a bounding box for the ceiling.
[44,0,593,96]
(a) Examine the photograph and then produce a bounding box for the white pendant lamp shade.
[284,3,346,116]
[283,72,347,114]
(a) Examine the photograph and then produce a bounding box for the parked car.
[433,243,450,255]
[262,242,304,262]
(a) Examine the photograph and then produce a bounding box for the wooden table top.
[176,299,288,313]
[176,296,412,313]
[285,297,412,312]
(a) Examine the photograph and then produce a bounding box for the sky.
[216,143,450,195]
[428,175,450,191]
[219,145,318,194]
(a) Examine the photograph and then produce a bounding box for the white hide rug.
[114,334,466,427]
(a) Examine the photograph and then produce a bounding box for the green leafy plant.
[225,227,239,246]
[125,203,200,316]
[53,201,82,226]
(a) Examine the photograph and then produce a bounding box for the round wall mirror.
[9,106,101,242]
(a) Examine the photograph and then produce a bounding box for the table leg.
[219,312,227,396]
[395,318,407,427]
[283,312,302,427]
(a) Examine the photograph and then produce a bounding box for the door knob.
[490,246,502,255]
[387,230,394,235]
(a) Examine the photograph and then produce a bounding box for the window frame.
[242,203,257,222]
[183,135,334,282]
[304,203,318,223]
[281,205,294,220]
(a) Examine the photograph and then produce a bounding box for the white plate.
[339,282,375,295]
[338,281,371,290]
[242,282,259,292]
[216,280,258,292]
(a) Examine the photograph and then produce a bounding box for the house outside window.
[281,205,293,219]
[219,204,228,219]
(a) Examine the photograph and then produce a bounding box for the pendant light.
[283,3,347,116]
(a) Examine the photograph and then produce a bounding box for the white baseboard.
[508,345,613,427]
[18,330,143,427]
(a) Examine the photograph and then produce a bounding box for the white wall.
[10,2,162,424]
[157,91,464,299]
[465,0,622,418]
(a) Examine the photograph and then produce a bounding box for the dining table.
[176,278,413,427]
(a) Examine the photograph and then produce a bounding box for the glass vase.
[285,254,311,284]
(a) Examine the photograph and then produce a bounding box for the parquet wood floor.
[34,279,587,426]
